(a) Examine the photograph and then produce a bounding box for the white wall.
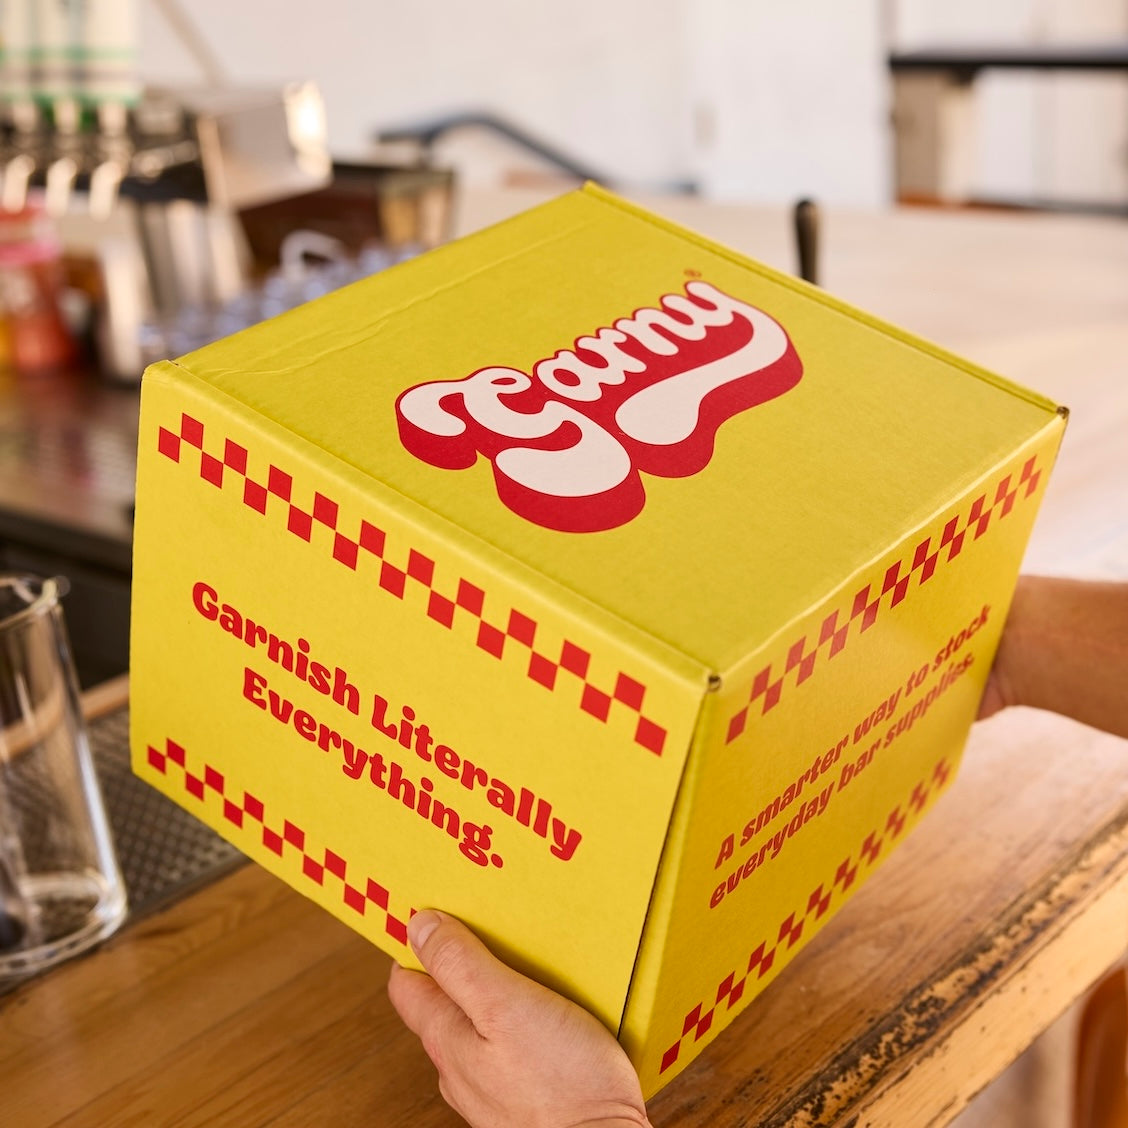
[893,0,1128,205]
[684,0,891,206]
[138,0,893,206]
[139,1,1126,210]
[139,0,694,192]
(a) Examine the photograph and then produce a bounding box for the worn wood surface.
[3,702,1126,1127]
[2,194,1126,1127]
[650,712,1128,1127]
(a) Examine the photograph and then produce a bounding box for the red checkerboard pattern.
[725,458,1042,743]
[657,758,953,1075]
[157,412,668,756]
[145,736,413,944]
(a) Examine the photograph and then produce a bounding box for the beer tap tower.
[0,1,333,377]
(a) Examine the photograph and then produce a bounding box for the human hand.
[387,910,652,1128]
[977,580,1029,723]
[976,648,1015,722]
[976,576,1128,738]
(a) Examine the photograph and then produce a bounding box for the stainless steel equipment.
[1,81,335,379]
[0,82,333,221]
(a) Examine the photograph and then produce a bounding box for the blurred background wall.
[895,0,1128,207]
[137,0,1128,210]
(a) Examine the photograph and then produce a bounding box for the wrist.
[581,1120,653,1128]
[569,1094,651,1127]
[580,1114,653,1128]
[999,577,1128,738]
[573,1108,652,1128]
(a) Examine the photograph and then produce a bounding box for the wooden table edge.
[757,807,1128,1127]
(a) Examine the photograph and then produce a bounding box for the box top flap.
[168,184,1061,673]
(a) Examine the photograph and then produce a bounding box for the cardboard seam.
[650,752,958,1081]
[148,365,708,759]
[182,219,596,377]
[581,182,1060,414]
[719,414,1065,742]
[155,359,713,691]
[617,685,715,1046]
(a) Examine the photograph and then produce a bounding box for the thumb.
[407,909,529,1034]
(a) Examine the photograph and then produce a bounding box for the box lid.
[173,184,1059,674]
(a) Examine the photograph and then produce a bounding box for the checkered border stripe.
[726,457,1043,743]
[146,736,413,944]
[157,412,667,756]
[657,757,953,1075]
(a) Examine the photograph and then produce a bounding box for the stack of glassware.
[138,232,421,365]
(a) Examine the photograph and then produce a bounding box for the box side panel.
[130,366,704,1032]
[623,416,1065,1095]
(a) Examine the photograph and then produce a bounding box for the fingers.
[388,911,652,1128]
[387,962,460,1041]
[404,909,529,1035]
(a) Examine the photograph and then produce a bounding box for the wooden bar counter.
[3,191,1128,1127]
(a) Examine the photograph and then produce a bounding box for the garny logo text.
[395,280,803,532]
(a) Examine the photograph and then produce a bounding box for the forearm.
[994,576,1128,738]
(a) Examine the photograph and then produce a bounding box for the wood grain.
[4,709,1127,1127]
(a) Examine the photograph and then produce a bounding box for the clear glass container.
[0,574,127,980]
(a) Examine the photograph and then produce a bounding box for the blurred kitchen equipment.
[238,160,455,270]
[0,572,127,981]
[376,109,613,186]
[77,81,336,379]
[1,1,457,381]
[1,31,335,377]
[0,200,76,372]
[132,158,455,365]
[2,79,457,380]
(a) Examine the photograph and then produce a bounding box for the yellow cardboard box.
[130,185,1065,1095]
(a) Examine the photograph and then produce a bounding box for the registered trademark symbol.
[685,268,702,278]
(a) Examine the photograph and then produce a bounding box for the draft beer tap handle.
[793,197,820,286]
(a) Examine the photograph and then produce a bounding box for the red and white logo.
[395,280,803,532]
